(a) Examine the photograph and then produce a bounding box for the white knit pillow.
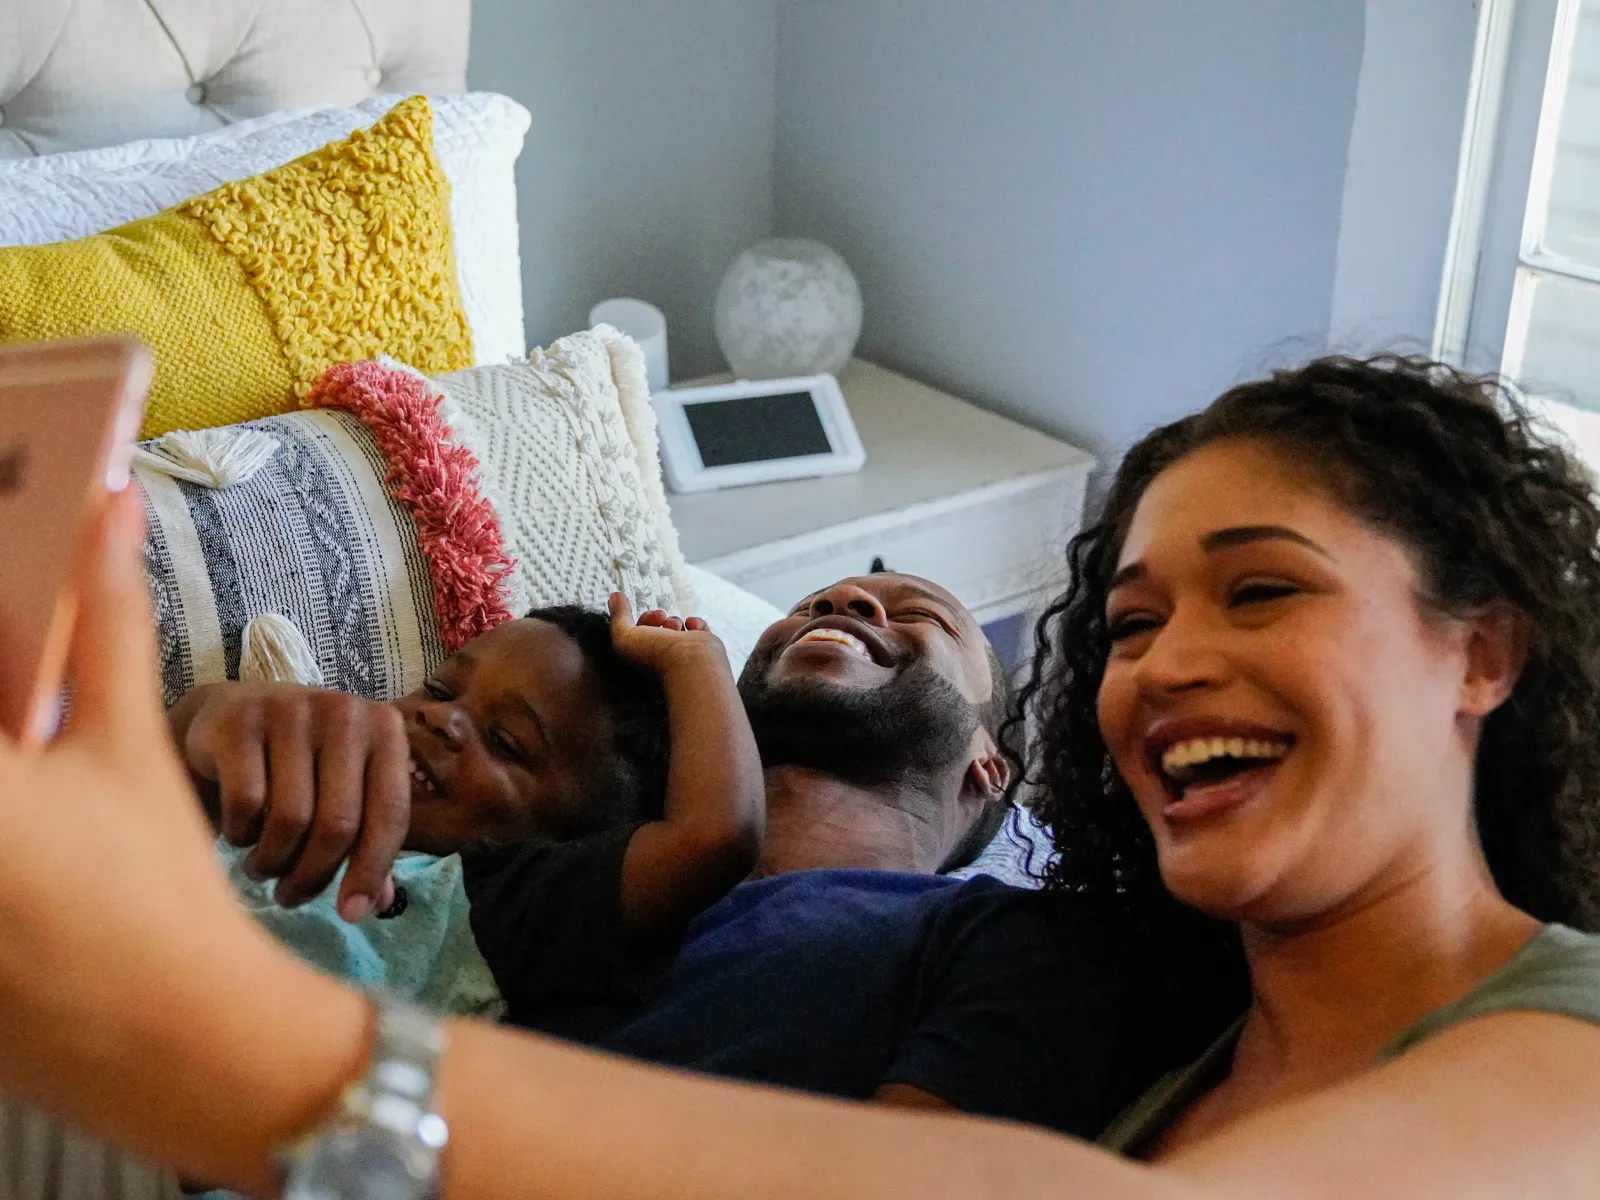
[426,327,694,618]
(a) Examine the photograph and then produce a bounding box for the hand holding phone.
[0,336,153,744]
[0,484,320,1188]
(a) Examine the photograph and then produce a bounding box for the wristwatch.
[279,993,450,1200]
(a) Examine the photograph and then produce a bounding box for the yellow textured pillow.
[0,96,473,437]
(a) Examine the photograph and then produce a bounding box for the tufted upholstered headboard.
[0,0,470,159]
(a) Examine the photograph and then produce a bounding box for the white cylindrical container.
[589,298,669,392]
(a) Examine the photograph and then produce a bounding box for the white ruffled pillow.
[0,92,530,367]
[425,326,695,620]
[430,332,780,674]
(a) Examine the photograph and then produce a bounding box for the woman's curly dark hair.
[1005,355,1600,979]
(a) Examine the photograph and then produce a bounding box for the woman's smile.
[1143,717,1295,824]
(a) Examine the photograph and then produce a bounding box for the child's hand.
[608,592,727,675]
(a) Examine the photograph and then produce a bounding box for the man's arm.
[608,595,765,943]
[166,680,409,919]
[874,888,1142,1137]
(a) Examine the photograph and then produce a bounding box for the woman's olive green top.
[1099,924,1600,1158]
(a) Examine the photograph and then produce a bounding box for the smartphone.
[0,336,153,745]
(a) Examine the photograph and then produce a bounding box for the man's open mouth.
[794,627,873,660]
[786,616,895,666]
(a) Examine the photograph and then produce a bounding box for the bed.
[0,4,787,1198]
[0,4,1047,1195]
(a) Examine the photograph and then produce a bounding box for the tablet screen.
[684,392,832,467]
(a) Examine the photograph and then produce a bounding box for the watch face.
[284,1129,425,1200]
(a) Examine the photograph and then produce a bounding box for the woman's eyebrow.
[1200,525,1333,558]
[1108,526,1330,593]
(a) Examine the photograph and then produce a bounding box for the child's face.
[392,619,616,855]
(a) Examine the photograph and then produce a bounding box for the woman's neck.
[1236,864,1538,1087]
[1158,844,1538,1157]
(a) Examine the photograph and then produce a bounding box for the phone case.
[0,337,153,744]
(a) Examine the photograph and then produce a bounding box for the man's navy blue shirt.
[462,833,1145,1137]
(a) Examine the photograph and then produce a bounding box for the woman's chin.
[1156,842,1288,921]
[1141,763,1314,917]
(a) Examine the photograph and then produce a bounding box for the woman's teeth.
[1160,736,1289,780]
[795,628,872,660]
[409,759,440,796]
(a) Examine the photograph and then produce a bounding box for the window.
[1438,0,1600,450]
[1503,0,1600,406]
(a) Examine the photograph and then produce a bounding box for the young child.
[165,595,765,1019]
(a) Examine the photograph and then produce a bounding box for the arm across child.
[166,680,409,919]
[165,594,764,945]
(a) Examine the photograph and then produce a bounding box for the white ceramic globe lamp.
[714,238,863,379]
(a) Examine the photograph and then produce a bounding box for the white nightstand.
[667,360,1096,626]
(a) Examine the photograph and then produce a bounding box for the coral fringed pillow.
[307,360,514,653]
[316,329,693,617]
[136,383,511,708]
[0,96,473,439]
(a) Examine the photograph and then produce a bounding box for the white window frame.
[1434,0,1564,374]
[1436,0,1600,456]
[1434,0,1522,364]
[1500,0,1599,384]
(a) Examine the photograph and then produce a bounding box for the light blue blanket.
[218,839,505,1018]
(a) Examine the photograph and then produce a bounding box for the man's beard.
[737,653,980,787]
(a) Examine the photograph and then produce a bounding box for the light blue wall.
[466,2,1442,452]
[468,0,776,378]
[1328,0,1479,353]
[773,1,1366,458]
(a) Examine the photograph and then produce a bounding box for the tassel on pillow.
[132,426,279,488]
[238,613,324,687]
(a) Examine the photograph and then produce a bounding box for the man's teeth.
[408,758,440,796]
[1160,736,1289,779]
[796,628,872,659]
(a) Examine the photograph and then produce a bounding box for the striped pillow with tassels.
[135,368,512,708]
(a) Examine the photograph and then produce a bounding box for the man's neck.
[753,765,956,877]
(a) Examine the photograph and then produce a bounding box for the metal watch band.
[359,993,450,1162]
[372,993,448,1103]
[278,991,450,1200]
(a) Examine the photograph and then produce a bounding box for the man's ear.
[1460,600,1532,718]
[963,729,1012,803]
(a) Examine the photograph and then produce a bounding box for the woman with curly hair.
[1011,353,1600,1156]
[1,355,1598,1200]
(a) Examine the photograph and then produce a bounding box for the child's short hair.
[528,605,669,829]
